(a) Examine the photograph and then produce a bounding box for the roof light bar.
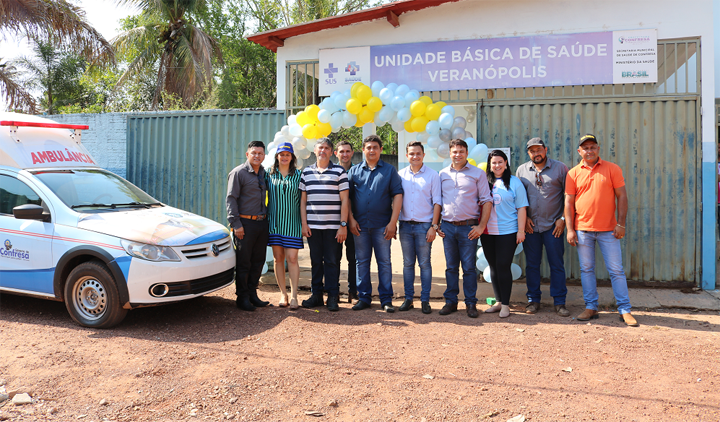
[0,120,89,130]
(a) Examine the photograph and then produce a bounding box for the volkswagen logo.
[211,244,220,257]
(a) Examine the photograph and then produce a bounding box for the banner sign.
[319,29,656,95]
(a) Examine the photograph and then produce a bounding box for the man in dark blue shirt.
[348,135,404,312]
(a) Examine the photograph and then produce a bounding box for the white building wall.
[48,113,128,178]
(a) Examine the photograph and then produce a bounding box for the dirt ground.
[1,284,719,422]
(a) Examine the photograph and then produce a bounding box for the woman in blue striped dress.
[265,142,303,309]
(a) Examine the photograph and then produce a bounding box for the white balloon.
[267,147,277,158]
[266,246,274,262]
[261,156,274,169]
[261,262,268,274]
[437,143,450,158]
[330,111,344,130]
[289,123,303,137]
[428,135,442,149]
[296,147,311,160]
[267,141,278,151]
[295,157,304,169]
[511,263,522,280]
[476,249,489,271]
[287,115,297,126]
[342,111,357,127]
[426,120,440,135]
[391,119,405,132]
[317,109,331,123]
[416,131,429,143]
[441,105,456,117]
[483,266,492,283]
[379,87,393,104]
[273,133,285,143]
[280,125,290,137]
[291,136,307,151]
[390,96,406,111]
[515,242,524,255]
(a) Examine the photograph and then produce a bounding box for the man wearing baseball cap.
[516,137,570,316]
[565,134,637,326]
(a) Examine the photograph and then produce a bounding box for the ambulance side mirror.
[13,204,50,222]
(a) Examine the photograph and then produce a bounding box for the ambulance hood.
[77,206,230,247]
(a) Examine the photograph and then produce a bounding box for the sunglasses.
[535,172,543,188]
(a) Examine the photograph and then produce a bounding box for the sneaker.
[301,294,324,308]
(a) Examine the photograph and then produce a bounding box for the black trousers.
[233,219,269,297]
[339,232,357,294]
[480,233,517,306]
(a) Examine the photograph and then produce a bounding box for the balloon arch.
[263,81,490,171]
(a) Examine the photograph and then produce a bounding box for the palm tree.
[0,0,113,112]
[111,0,222,108]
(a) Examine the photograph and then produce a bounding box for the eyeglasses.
[535,172,543,188]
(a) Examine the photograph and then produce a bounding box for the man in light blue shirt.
[438,139,493,318]
[397,141,442,314]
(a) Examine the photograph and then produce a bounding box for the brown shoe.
[525,302,540,314]
[620,313,639,327]
[555,305,570,317]
[576,308,599,321]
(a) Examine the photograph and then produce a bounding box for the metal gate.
[478,97,700,285]
[126,109,287,225]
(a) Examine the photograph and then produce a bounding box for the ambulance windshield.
[32,169,161,210]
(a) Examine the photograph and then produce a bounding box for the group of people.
[226,132,639,326]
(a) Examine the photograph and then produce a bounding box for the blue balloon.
[397,107,412,122]
[425,120,440,135]
[330,112,343,130]
[416,131,429,143]
[371,81,385,97]
[318,109,331,123]
[439,113,454,130]
[343,111,357,127]
[465,137,477,150]
[428,135,442,149]
[404,91,420,105]
[334,94,349,110]
[379,87,393,104]
[441,105,455,117]
[343,89,351,98]
[385,83,398,93]
[390,96,406,112]
[395,84,410,97]
[470,143,489,162]
[378,106,394,122]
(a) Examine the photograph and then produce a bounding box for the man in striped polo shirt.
[299,138,350,312]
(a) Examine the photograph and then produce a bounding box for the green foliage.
[329,123,397,154]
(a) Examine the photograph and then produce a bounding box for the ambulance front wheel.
[65,261,128,328]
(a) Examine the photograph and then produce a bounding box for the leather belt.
[443,219,479,226]
[400,220,428,225]
[239,214,266,221]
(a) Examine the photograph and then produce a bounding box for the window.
[0,175,42,215]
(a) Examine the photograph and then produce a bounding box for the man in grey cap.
[515,137,570,316]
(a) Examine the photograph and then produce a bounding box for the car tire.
[64,260,127,328]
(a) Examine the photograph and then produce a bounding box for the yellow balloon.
[425,104,442,121]
[302,124,318,139]
[357,86,372,104]
[419,96,433,105]
[296,111,310,126]
[410,100,427,117]
[351,82,364,98]
[367,96,383,112]
[411,116,428,133]
[317,122,332,137]
[435,101,447,109]
[305,104,320,121]
[354,119,365,127]
[478,162,488,171]
[359,106,374,123]
[346,98,362,114]
[467,158,477,167]
[404,119,415,133]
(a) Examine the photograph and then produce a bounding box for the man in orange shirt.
[565,134,638,327]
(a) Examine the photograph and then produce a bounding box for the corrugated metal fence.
[126,109,287,225]
[479,97,699,285]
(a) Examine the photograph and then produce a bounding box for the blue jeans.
[339,233,357,294]
[442,223,478,305]
[354,227,393,305]
[306,229,342,296]
[576,230,631,314]
[524,230,567,305]
[399,221,433,302]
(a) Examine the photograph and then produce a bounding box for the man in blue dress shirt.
[348,135,404,312]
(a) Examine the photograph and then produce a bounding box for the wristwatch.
[432,224,439,230]
[340,221,347,227]
[560,216,565,221]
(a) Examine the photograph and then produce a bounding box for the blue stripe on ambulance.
[184,230,228,246]
[0,268,55,294]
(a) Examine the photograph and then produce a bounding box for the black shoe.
[236,296,256,311]
[398,299,414,311]
[421,301,432,314]
[382,303,395,313]
[352,300,371,311]
[326,295,340,312]
[439,302,458,315]
[348,291,359,304]
[466,304,479,318]
[302,294,324,308]
[249,290,269,307]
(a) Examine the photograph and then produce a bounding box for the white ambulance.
[0,112,235,328]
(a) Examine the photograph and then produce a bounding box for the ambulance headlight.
[121,240,181,262]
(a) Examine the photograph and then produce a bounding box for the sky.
[0,0,137,112]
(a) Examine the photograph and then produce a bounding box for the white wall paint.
[276,0,713,110]
[48,113,128,177]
